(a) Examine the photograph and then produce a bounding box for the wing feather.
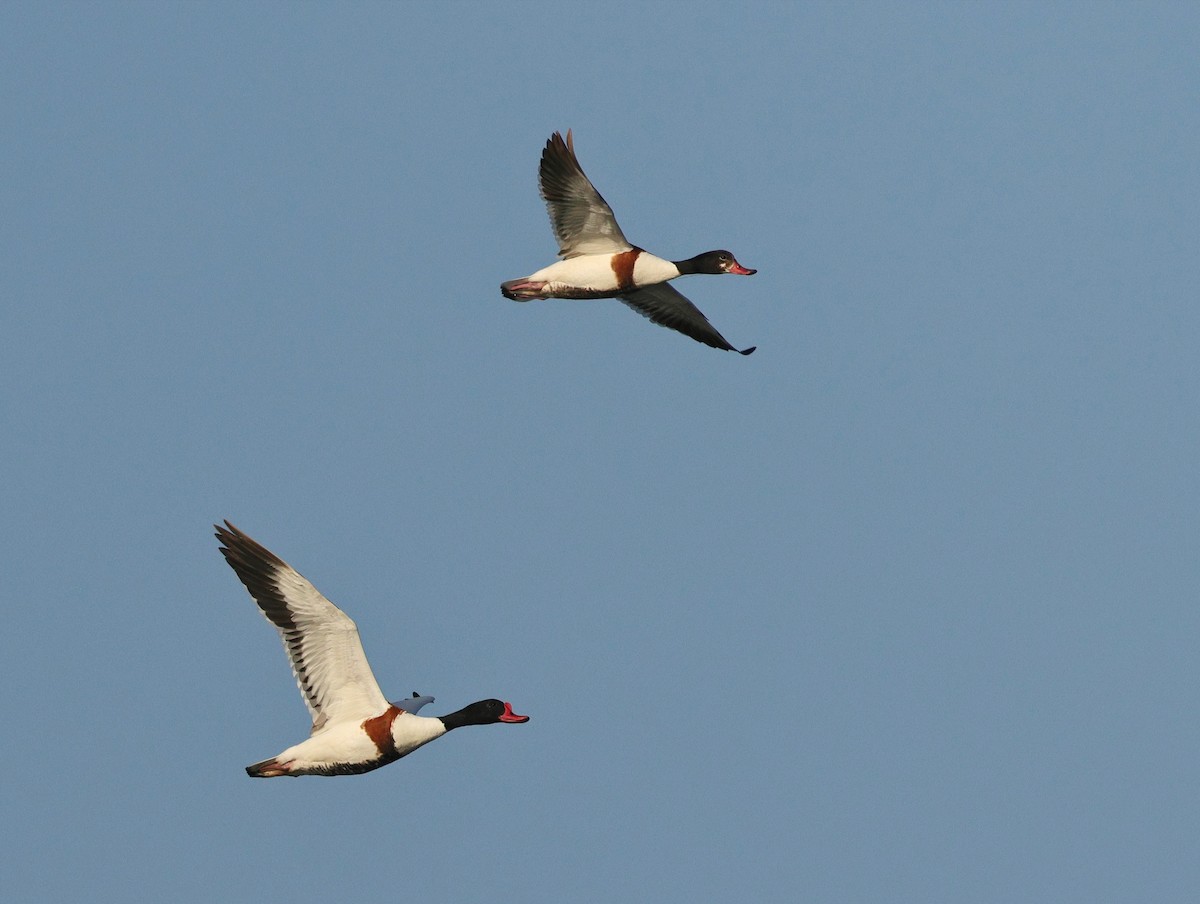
[617,284,755,354]
[539,130,632,258]
[216,521,391,733]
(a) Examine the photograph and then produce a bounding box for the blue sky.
[3,2,1199,901]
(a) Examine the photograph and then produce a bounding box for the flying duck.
[501,130,758,354]
[215,521,529,777]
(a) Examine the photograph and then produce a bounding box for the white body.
[272,710,447,772]
[526,252,681,295]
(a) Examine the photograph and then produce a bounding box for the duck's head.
[681,250,757,276]
[441,699,530,730]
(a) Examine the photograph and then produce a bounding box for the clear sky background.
[3,2,1199,901]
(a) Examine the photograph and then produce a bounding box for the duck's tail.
[245,757,290,778]
[501,278,546,301]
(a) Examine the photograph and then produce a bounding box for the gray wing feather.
[539,130,632,258]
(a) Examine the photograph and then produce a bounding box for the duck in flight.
[501,130,758,355]
[216,521,529,777]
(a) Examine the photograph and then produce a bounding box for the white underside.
[273,712,447,768]
[527,253,681,293]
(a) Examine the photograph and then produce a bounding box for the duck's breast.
[390,712,448,758]
[629,252,680,288]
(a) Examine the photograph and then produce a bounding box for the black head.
[677,250,757,276]
[440,699,530,731]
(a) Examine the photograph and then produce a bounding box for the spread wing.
[539,130,632,258]
[617,283,756,355]
[216,521,391,734]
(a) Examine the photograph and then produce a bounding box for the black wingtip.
[738,346,757,356]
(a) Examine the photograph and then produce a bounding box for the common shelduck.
[501,130,758,355]
[216,521,529,777]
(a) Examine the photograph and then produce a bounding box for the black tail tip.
[738,346,757,356]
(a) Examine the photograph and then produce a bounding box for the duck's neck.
[438,701,490,732]
[672,254,705,275]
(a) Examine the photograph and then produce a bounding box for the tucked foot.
[500,279,547,301]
